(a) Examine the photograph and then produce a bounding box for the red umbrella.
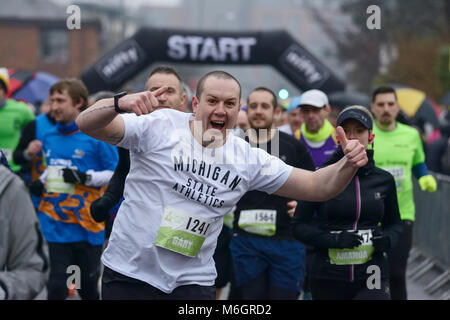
[6,69,33,96]
[6,69,59,107]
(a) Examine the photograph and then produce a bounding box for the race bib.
[46,166,75,194]
[383,166,405,191]
[238,209,277,236]
[156,206,214,257]
[328,229,374,265]
[223,209,235,229]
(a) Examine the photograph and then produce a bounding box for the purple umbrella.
[12,71,59,108]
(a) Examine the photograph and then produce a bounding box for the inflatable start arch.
[81,28,345,94]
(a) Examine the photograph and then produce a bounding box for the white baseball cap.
[299,89,329,108]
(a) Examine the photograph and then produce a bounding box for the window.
[40,29,69,63]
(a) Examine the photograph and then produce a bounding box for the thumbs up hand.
[336,126,368,168]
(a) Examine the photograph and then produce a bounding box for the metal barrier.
[408,173,450,299]
[413,172,450,268]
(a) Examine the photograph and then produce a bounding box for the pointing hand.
[118,86,169,116]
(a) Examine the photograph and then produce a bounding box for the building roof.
[0,0,100,27]
[0,0,66,19]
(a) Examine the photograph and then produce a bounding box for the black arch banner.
[81,27,345,94]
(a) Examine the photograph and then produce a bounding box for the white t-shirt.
[101,109,293,293]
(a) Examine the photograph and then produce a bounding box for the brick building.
[0,0,101,78]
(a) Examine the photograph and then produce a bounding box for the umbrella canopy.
[6,69,33,94]
[439,91,450,107]
[6,69,59,108]
[392,85,441,128]
[328,91,371,111]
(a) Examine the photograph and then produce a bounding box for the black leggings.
[310,278,390,300]
[101,266,216,300]
[388,220,413,300]
[47,242,102,300]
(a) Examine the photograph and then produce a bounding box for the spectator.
[0,152,49,300]
[427,109,450,175]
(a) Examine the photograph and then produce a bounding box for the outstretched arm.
[275,126,367,202]
[76,87,168,145]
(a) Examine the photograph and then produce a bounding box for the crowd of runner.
[0,65,443,300]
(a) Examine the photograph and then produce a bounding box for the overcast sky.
[50,0,182,10]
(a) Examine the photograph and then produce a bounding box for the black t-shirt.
[232,130,315,240]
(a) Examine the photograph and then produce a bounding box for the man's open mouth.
[210,120,225,130]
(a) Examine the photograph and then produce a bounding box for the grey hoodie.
[0,165,48,299]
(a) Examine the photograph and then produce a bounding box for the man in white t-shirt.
[76,70,368,300]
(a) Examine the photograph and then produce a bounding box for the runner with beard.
[370,86,437,300]
[31,79,118,300]
[230,87,314,299]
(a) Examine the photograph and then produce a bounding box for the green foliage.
[319,0,449,94]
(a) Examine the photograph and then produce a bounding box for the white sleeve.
[85,169,114,187]
[116,111,168,153]
[116,113,145,153]
[248,148,293,194]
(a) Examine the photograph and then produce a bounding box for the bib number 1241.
[185,217,211,236]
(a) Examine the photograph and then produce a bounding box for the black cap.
[337,108,373,130]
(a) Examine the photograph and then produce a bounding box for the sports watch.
[114,91,128,114]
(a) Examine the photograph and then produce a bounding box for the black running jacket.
[291,148,402,282]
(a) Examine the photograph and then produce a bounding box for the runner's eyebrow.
[205,94,237,102]
[149,86,175,91]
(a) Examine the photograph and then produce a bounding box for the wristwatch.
[114,91,128,114]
